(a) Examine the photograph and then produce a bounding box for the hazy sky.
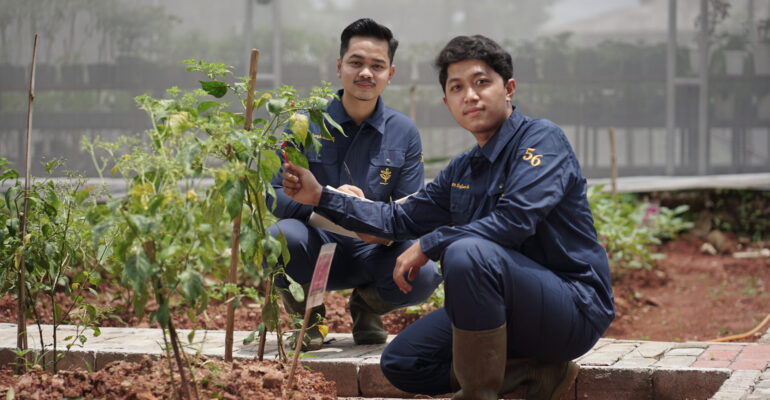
[545,0,639,29]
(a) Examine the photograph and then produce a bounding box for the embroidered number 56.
[522,148,542,166]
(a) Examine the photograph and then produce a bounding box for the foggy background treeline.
[1,0,768,178]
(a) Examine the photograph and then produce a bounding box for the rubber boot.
[280,285,327,351]
[496,358,580,400]
[348,284,399,345]
[450,323,507,400]
[524,360,579,400]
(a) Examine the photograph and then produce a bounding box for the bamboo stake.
[608,127,617,196]
[225,49,260,362]
[16,33,39,372]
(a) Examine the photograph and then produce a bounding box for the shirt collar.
[328,89,386,135]
[475,106,525,164]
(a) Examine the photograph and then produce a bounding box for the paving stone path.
[1,323,768,399]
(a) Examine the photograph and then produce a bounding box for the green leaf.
[197,100,219,113]
[322,111,345,138]
[262,300,279,331]
[122,251,153,296]
[258,151,282,185]
[156,300,170,327]
[0,169,19,181]
[240,226,258,260]
[74,186,93,204]
[224,179,245,220]
[287,276,304,303]
[243,324,263,345]
[179,269,204,305]
[284,147,309,170]
[267,97,288,115]
[200,80,228,98]
[309,110,334,141]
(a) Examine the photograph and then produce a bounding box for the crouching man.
[281,34,615,400]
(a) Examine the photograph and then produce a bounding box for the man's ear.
[388,64,396,82]
[336,58,342,78]
[505,78,516,102]
[442,96,448,106]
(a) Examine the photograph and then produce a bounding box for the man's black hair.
[340,18,399,63]
[434,35,513,92]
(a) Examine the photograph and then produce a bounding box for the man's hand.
[282,162,323,206]
[336,184,392,245]
[393,241,429,294]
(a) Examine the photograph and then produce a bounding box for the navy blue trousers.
[380,237,602,395]
[270,218,442,307]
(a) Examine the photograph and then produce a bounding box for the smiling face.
[442,59,516,144]
[337,36,395,104]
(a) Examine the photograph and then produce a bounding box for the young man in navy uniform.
[270,18,441,350]
[280,35,615,399]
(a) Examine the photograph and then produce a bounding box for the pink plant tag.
[306,243,336,310]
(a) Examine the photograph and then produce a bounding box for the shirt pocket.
[449,186,472,225]
[366,149,406,200]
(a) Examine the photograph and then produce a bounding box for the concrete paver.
[1,324,769,398]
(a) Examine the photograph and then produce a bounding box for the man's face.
[442,59,515,137]
[337,36,395,103]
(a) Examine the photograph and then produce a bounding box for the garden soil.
[0,356,336,399]
[0,234,768,398]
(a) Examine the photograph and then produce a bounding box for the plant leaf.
[200,81,228,98]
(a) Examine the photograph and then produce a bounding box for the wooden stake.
[225,49,260,363]
[286,307,311,391]
[17,33,39,372]
[608,127,618,196]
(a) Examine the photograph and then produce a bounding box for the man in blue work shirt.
[280,35,615,399]
[270,18,441,351]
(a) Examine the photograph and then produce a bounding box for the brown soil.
[0,234,768,398]
[606,233,770,342]
[0,356,335,400]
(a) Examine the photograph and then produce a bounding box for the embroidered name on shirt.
[522,148,543,166]
[451,183,470,190]
[379,168,392,185]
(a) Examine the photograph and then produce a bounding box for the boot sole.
[549,361,579,400]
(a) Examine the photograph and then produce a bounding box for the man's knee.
[380,340,448,395]
[269,219,307,249]
[441,237,497,282]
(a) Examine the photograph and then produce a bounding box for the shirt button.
[386,158,391,164]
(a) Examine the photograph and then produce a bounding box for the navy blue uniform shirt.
[315,107,615,333]
[272,90,425,221]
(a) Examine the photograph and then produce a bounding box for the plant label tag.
[306,243,336,310]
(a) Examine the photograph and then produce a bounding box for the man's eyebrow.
[347,53,388,64]
[447,71,486,83]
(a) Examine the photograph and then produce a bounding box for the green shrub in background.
[0,158,107,372]
[588,186,693,274]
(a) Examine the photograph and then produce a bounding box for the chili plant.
[88,60,339,398]
[588,185,692,274]
[0,158,106,372]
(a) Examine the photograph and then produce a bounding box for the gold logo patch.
[379,168,392,185]
[451,182,470,190]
